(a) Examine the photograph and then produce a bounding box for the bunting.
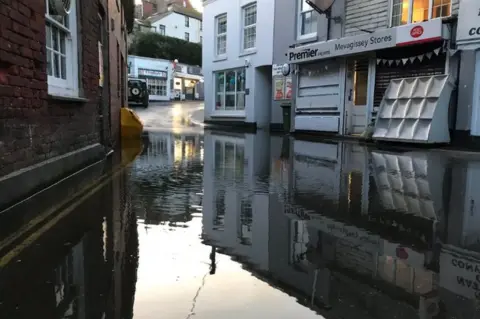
[376,46,444,67]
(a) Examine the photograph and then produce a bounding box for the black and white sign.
[138,68,167,78]
[287,29,395,63]
[456,0,480,48]
[439,249,480,299]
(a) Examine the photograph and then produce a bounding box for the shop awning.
[173,72,203,81]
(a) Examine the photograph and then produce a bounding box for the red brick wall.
[142,0,155,17]
[0,0,102,177]
[109,0,128,149]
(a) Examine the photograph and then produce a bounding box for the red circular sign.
[410,26,424,38]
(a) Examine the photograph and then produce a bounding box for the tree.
[128,32,202,66]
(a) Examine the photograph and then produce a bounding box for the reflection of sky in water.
[134,218,322,319]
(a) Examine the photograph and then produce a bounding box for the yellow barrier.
[121,107,144,138]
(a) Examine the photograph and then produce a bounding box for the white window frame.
[185,16,189,27]
[389,0,452,27]
[45,0,79,97]
[297,0,317,40]
[214,68,246,113]
[215,14,227,57]
[241,2,257,52]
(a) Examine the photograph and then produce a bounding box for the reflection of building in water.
[132,131,204,225]
[0,171,139,318]
[202,130,270,270]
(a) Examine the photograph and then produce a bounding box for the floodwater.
[2,112,480,318]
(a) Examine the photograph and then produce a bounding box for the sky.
[134,0,204,12]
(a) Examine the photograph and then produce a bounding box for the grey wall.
[344,0,389,36]
[457,50,476,131]
[270,0,345,125]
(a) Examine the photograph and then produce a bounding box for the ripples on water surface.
[3,128,480,318]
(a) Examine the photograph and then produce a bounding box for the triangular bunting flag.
[402,58,408,65]
[388,60,394,66]
[377,59,381,65]
[409,56,416,63]
[434,48,441,55]
[396,60,401,66]
[426,52,433,59]
[382,59,387,65]
[418,54,424,62]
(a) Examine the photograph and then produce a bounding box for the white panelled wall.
[203,0,275,128]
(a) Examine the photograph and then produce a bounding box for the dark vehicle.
[128,78,149,108]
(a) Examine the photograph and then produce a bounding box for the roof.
[146,3,202,23]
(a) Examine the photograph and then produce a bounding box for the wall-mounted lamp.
[244,58,250,68]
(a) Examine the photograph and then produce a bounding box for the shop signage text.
[288,30,395,63]
[456,0,480,47]
[439,250,480,299]
[138,68,167,78]
[288,19,444,63]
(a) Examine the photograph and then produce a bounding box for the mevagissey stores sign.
[288,29,395,63]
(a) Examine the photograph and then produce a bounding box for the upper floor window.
[215,14,227,56]
[185,32,190,41]
[45,0,79,97]
[297,0,317,39]
[391,0,451,27]
[159,24,166,35]
[242,3,257,51]
[185,16,190,27]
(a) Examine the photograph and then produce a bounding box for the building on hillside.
[270,0,480,148]
[135,0,196,19]
[0,0,132,210]
[145,3,202,43]
[127,55,204,101]
[202,0,275,129]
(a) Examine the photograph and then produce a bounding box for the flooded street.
[2,104,480,318]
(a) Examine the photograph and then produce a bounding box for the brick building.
[0,0,133,210]
[136,0,194,19]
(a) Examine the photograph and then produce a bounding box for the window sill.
[213,55,228,62]
[48,94,89,103]
[239,49,257,57]
[211,110,246,118]
[296,34,318,45]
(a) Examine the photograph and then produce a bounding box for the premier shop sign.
[288,29,395,63]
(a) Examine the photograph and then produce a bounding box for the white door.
[345,58,369,135]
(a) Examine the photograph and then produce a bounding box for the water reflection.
[0,165,138,319]
[203,131,480,318]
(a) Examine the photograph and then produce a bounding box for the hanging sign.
[456,0,480,49]
[274,78,285,100]
[138,68,167,78]
[285,77,292,99]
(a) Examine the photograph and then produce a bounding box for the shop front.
[127,55,171,102]
[171,63,204,100]
[286,19,453,139]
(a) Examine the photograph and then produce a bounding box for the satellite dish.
[306,0,335,14]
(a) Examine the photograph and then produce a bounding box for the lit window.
[214,68,246,111]
[391,0,451,27]
[45,0,79,97]
[242,3,257,50]
[297,0,317,39]
[215,14,227,56]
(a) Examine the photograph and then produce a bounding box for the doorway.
[345,58,369,135]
